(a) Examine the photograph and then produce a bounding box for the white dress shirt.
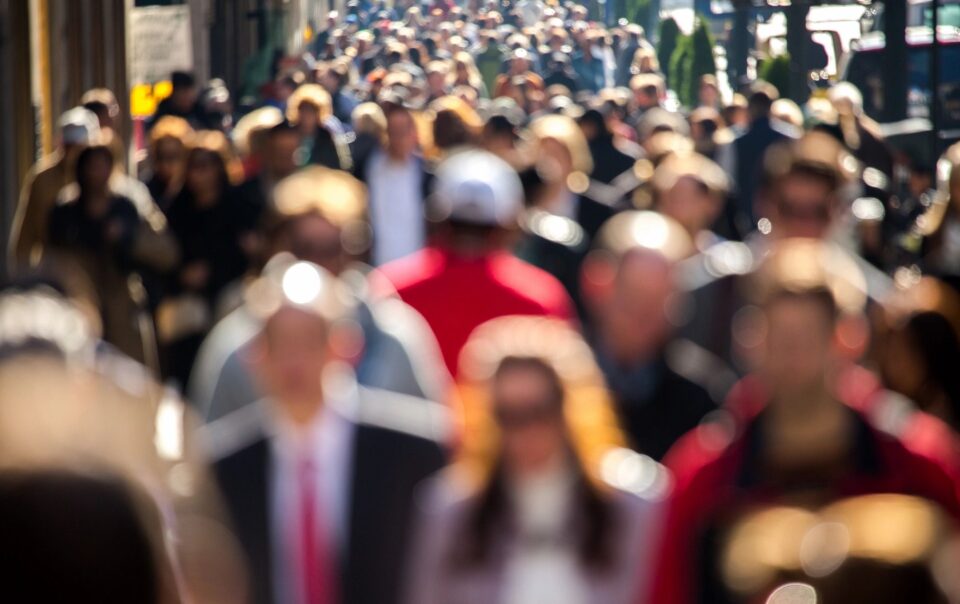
[268,401,355,604]
[367,151,426,266]
[502,462,587,604]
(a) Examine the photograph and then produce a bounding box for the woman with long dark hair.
[405,316,663,604]
[881,308,960,434]
[161,130,247,386]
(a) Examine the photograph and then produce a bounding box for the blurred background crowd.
[5,0,960,603]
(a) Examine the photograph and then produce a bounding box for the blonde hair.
[286,84,333,124]
[271,166,368,230]
[530,113,594,176]
[455,316,627,488]
[450,51,485,94]
[631,47,660,74]
[351,102,387,143]
[190,130,244,186]
[148,116,195,158]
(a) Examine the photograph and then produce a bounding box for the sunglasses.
[777,197,832,223]
[493,400,561,430]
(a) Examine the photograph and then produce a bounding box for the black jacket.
[595,345,723,461]
[211,390,447,604]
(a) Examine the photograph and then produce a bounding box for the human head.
[148,116,194,189]
[630,74,663,112]
[689,106,723,155]
[880,310,960,429]
[429,149,524,253]
[751,239,867,402]
[384,104,419,161]
[263,121,301,179]
[771,98,804,130]
[247,256,354,424]
[530,113,594,186]
[58,107,101,153]
[698,75,719,108]
[267,167,369,274]
[0,470,161,603]
[457,315,626,484]
[169,71,199,113]
[759,133,855,239]
[582,211,693,365]
[184,130,241,198]
[351,102,387,144]
[747,80,779,121]
[425,61,449,95]
[74,142,115,194]
[652,152,729,237]
[231,106,284,163]
[286,84,333,136]
[80,88,120,131]
[631,47,659,75]
[430,95,482,152]
[319,61,350,95]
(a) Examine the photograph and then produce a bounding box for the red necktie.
[297,454,338,604]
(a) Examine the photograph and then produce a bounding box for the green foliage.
[668,34,693,103]
[667,16,717,108]
[627,0,653,28]
[758,53,790,100]
[686,16,718,107]
[656,18,681,78]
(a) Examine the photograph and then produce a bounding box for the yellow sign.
[131,81,173,118]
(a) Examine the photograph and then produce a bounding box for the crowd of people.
[6,1,960,603]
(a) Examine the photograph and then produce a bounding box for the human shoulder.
[374,248,445,293]
[353,385,453,445]
[599,447,673,504]
[199,400,269,463]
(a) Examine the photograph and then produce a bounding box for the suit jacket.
[209,387,449,604]
[596,341,732,461]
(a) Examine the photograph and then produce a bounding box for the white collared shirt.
[367,151,426,266]
[268,401,355,604]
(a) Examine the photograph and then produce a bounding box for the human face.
[539,137,574,183]
[759,295,836,399]
[386,110,418,160]
[81,152,113,192]
[284,215,345,274]
[153,138,186,184]
[770,175,835,239]
[492,364,567,477]
[699,83,719,108]
[596,252,675,365]
[659,176,721,236]
[267,132,300,179]
[185,150,222,196]
[297,102,321,136]
[257,308,330,420]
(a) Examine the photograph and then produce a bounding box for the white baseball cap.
[58,107,101,146]
[431,149,523,227]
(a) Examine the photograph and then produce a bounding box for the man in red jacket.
[644,240,960,604]
[376,149,575,377]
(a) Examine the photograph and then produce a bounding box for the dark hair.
[0,470,160,603]
[267,119,300,138]
[904,311,960,430]
[171,70,196,90]
[453,357,617,572]
[765,286,839,326]
[578,108,610,140]
[186,146,231,194]
[74,144,115,188]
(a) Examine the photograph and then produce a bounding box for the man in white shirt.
[364,105,430,266]
[206,256,448,604]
